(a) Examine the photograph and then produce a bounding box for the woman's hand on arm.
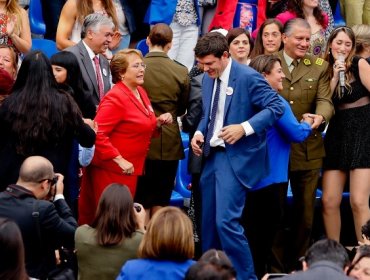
[113,156,134,175]
[83,118,98,133]
[56,0,78,50]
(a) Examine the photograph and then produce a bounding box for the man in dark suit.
[272,18,334,272]
[66,13,113,118]
[191,32,284,280]
[0,156,77,279]
[275,239,352,280]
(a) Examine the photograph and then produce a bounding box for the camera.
[48,176,59,201]
[133,203,141,212]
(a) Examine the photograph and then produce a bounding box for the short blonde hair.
[110,49,143,84]
[138,206,194,260]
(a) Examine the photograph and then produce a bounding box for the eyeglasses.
[131,63,146,69]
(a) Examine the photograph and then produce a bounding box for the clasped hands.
[191,124,245,156]
[301,113,324,129]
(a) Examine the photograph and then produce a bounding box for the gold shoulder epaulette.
[315,58,324,66]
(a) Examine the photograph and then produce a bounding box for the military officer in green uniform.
[273,18,334,272]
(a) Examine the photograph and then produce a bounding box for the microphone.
[338,54,346,91]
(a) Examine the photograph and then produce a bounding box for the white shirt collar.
[82,40,98,60]
[283,51,300,66]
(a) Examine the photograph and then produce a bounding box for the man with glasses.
[0,156,77,279]
[66,13,114,119]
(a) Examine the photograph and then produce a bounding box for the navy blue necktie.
[203,78,221,157]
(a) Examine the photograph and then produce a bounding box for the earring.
[121,75,125,80]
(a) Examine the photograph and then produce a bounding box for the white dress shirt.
[196,59,254,147]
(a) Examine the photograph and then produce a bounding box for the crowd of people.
[0,0,370,279]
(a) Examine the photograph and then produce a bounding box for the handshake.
[301,113,326,131]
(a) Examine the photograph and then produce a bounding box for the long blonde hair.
[76,0,118,30]
[3,0,22,35]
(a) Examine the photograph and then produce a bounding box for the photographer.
[0,156,77,279]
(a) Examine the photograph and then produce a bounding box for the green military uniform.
[278,50,334,171]
[135,51,189,208]
[274,50,334,271]
[143,52,190,160]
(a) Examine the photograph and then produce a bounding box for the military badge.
[303,59,311,65]
[315,58,324,66]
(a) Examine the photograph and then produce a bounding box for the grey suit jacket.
[66,41,111,118]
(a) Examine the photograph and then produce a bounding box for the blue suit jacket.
[197,61,284,187]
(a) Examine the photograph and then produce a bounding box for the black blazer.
[0,185,77,279]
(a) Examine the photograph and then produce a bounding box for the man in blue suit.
[191,32,285,280]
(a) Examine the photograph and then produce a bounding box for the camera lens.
[134,203,141,212]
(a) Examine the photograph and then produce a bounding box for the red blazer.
[92,82,157,176]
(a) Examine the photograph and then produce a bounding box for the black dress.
[323,56,370,170]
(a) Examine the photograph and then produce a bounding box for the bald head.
[18,156,54,184]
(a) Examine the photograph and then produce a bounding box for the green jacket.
[278,50,334,170]
[143,52,190,160]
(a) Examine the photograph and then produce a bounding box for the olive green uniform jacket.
[143,52,190,160]
[277,50,334,171]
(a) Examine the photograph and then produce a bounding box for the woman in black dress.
[322,26,370,243]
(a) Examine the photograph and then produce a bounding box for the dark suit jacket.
[197,60,285,187]
[143,51,190,160]
[120,0,136,33]
[66,41,111,118]
[277,261,352,280]
[277,50,334,170]
[182,73,203,174]
[0,185,77,279]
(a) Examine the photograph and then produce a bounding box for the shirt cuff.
[54,194,65,202]
[241,121,255,137]
[194,130,203,136]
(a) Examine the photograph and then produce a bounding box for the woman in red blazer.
[79,49,172,225]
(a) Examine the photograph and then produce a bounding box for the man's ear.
[262,71,267,78]
[282,33,288,44]
[343,265,350,274]
[165,41,172,52]
[302,261,309,271]
[146,37,151,48]
[86,29,94,40]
